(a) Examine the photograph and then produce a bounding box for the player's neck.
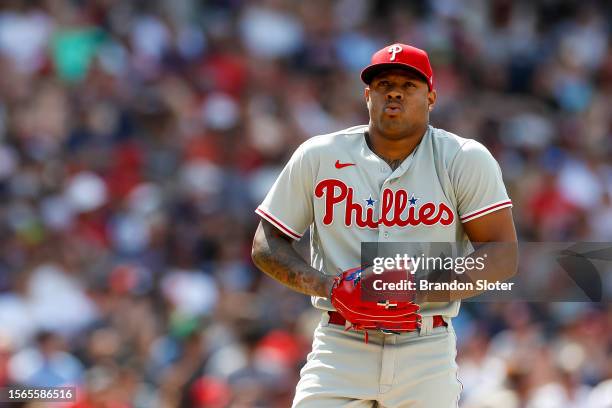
[365,125,427,169]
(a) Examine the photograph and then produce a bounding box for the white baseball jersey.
[255,124,512,317]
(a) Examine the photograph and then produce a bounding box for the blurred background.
[0,0,611,407]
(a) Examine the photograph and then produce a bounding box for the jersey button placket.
[379,180,391,240]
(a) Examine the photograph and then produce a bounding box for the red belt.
[327,311,446,331]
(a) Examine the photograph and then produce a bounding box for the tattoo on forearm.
[252,222,331,297]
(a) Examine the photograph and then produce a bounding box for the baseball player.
[251,43,517,407]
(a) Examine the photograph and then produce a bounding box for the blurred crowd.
[0,0,610,407]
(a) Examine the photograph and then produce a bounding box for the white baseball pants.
[292,313,462,408]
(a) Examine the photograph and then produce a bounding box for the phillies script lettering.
[314,179,454,228]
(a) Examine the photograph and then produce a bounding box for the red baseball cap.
[361,43,434,90]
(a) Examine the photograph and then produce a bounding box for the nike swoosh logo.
[335,160,356,169]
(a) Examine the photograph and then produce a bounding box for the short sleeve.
[449,140,512,223]
[255,143,315,240]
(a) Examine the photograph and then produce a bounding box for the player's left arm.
[452,138,519,301]
[419,208,518,302]
[453,207,518,300]
[420,140,518,301]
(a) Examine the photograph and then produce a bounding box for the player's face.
[365,69,436,139]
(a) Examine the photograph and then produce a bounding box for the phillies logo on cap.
[388,44,403,61]
[361,42,434,90]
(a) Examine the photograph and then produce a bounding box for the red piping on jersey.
[255,207,302,240]
[460,200,512,222]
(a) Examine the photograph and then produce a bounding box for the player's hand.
[330,266,421,334]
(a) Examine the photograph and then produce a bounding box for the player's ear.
[365,87,372,109]
[427,89,436,112]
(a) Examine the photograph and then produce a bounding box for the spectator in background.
[8,331,84,387]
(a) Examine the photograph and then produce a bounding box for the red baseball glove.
[330,266,421,341]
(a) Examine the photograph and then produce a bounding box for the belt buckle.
[380,329,401,335]
[379,314,423,335]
